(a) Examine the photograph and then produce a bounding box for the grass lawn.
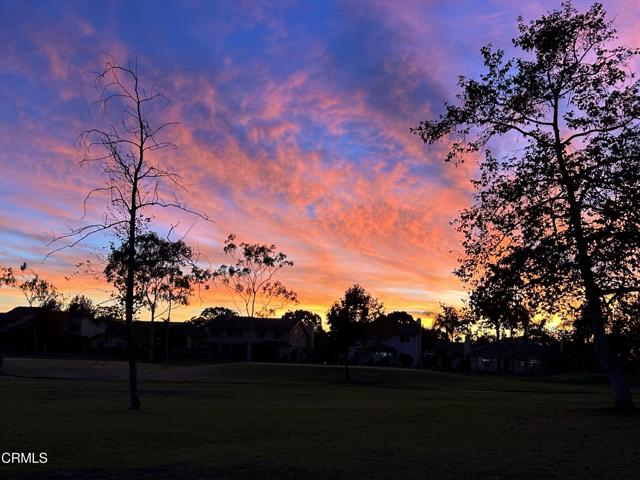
[1,358,639,479]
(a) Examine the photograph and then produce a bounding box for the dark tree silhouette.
[413,2,638,409]
[67,294,97,318]
[49,56,209,410]
[385,311,416,327]
[189,306,238,327]
[0,263,62,352]
[327,284,384,383]
[105,231,209,361]
[214,234,297,361]
[282,309,322,332]
[434,304,470,343]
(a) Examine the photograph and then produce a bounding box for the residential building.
[352,319,422,368]
[206,315,314,362]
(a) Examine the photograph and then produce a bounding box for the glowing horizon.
[1,0,638,322]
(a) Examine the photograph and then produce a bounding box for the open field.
[1,358,640,479]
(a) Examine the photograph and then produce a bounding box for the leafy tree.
[189,306,238,327]
[607,294,640,369]
[67,294,96,318]
[214,234,298,361]
[469,261,534,341]
[94,304,124,323]
[327,285,384,382]
[368,311,417,345]
[49,56,209,410]
[413,2,638,408]
[386,311,416,327]
[469,268,536,372]
[105,231,209,361]
[434,304,470,342]
[282,309,322,332]
[0,263,62,351]
[1,263,61,309]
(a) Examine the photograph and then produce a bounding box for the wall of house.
[208,327,289,343]
[289,323,312,348]
[470,356,547,374]
[79,318,106,338]
[386,334,421,367]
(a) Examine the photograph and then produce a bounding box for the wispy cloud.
[0,0,636,319]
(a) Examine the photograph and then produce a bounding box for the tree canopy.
[327,284,384,382]
[413,1,639,408]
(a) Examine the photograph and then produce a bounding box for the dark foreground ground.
[1,358,639,479]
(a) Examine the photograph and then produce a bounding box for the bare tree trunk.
[125,187,141,411]
[524,322,529,375]
[247,316,253,362]
[495,323,501,373]
[165,321,170,364]
[552,97,633,409]
[165,298,172,364]
[149,305,156,362]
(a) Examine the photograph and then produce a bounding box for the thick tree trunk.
[585,291,633,409]
[125,191,141,410]
[552,99,634,409]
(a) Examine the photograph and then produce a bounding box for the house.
[68,315,106,339]
[89,331,127,353]
[422,340,466,370]
[467,337,556,374]
[353,319,423,368]
[0,306,106,353]
[0,306,39,332]
[206,315,314,362]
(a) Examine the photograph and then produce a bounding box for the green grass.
[1,358,640,479]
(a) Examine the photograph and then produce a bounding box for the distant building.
[352,319,422,368]
[467,338,555,374]
[0,306,106,353]
[205,315,314,362]
[0,306,39,332]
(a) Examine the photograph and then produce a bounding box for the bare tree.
[49,56,209,410]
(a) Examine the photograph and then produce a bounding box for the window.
[479,357,493,371]
[226,328,242,338]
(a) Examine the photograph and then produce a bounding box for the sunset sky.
[1,0,638,322]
